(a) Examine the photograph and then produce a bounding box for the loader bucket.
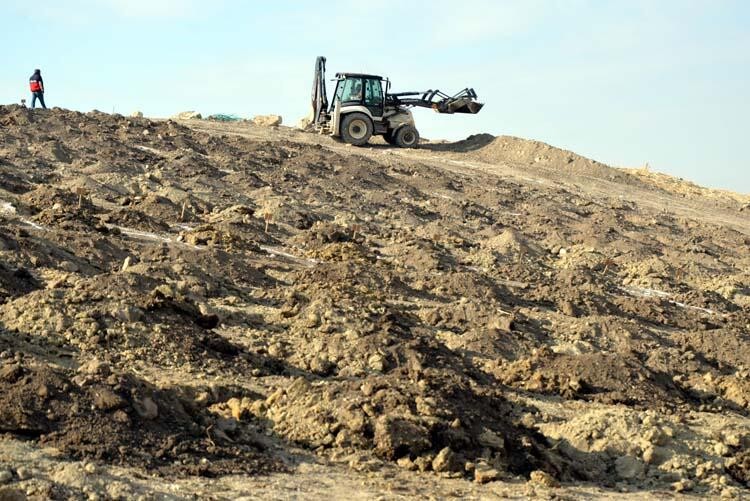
[443,98,484,114]
[388,88,483,114]
[434,88,484,114]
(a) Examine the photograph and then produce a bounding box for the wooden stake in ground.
[181,199,187,222]
[351,223,361,240]
[601,257,616,275]
[74,186,89,209]
[264,212,272,233]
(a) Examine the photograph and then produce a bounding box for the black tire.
[395,125,419,148]
[340,113,373,146]
[383,130,397,145]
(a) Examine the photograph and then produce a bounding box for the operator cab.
[332,73,386,118]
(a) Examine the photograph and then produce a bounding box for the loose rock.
[529,470,560,488]
[431,447,460,473]
[133,397,158,420]
[474,463,501,484]
[252,114,282,127]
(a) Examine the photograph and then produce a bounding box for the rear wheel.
[395,125,419,148]
[340,113,373,146]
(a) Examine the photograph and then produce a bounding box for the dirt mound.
[429,133,749,208]
[482,228,545,258]
[460,135,637,184]
[0,105,748,497]
[249,371,565,478]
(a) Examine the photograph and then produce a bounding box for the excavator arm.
[387,88,484,114]
[312,56,329,126]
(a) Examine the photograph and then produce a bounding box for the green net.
[207,114,243,122]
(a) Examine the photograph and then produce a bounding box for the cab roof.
[335,72,384,80]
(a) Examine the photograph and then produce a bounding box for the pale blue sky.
[2,0,748,193]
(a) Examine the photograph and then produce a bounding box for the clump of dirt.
[289,221,353,250]
[728,450,750,486]
[0,357,280,477]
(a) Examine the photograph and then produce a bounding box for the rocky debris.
[252,114,282,127]
[130,111,143,118]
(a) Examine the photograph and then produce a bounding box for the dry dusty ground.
[0,105,749,499]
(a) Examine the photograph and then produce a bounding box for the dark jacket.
[29,70,43,92]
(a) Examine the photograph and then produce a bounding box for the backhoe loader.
[311,56,483,147]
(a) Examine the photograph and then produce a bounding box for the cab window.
[364,78,383,106]
[339,78,363,102]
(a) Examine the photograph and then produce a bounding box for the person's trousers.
[31,92,46,109]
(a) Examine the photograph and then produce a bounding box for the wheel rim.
[402,131,416,144]
[348,119,368,140]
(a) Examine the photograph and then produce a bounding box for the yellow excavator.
[311,56,483,147]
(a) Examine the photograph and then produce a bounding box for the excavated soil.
[0,104,749,499]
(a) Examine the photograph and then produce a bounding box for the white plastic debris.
[0,202,17,215]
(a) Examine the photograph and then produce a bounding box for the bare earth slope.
[0,105,749,499]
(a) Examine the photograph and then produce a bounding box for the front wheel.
[383,130,397,145]
[395,125,419,148]
[340,113,373,146]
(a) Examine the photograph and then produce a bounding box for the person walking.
[29,69,46,109]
